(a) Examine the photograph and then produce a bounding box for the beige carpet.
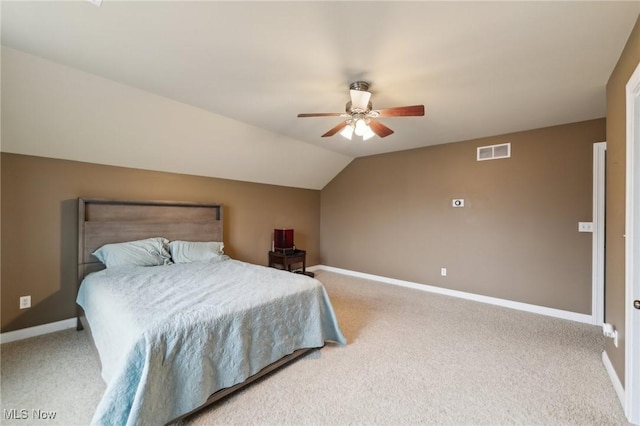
[1,271,629,425]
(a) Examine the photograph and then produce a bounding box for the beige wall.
[321,119,605,314]
[1,153,320,332]
[604,14,640,386]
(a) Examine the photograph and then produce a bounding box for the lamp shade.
[340,124,354,140]
[350,89,372,111]
[362,125,376,140]
[354,118,368,136]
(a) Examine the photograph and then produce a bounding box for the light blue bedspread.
[76,258,346,426]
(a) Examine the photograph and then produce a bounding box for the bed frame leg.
[76,317,84,331]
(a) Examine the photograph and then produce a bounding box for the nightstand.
[268,250,306,274]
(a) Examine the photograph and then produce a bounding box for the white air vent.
[477,143,511,161]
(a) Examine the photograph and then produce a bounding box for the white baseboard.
[309,265,595,325]
[602,350,626,410]
[0,318,76,344]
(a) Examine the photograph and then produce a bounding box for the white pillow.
[92,237,171,268]
[169,241,224,263]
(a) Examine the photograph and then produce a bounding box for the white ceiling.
[2,1,639,160]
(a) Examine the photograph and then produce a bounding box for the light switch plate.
[578,222,593,232]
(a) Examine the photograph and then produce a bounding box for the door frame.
[592,142,606,326]
[625,60,640,425]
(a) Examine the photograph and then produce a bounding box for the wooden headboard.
[77,198,223,283]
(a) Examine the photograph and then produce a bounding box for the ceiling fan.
[297,81,425,140]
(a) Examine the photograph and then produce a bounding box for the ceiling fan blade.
[350,89,372,110]
[374,105,425,117]
[297,112,343,118]
[322,121,348,137]
[368,120,394,138]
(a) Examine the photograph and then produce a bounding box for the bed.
[75,198,346,425]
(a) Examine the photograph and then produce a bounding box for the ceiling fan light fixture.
[340,124,354,140]
[297,80,425,140]
[350,89,372,111]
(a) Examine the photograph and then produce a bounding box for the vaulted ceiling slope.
[1,47,351,190]
[2,1,639,190]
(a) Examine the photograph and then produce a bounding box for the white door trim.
[593,142,606,326]
[625,61,640,425]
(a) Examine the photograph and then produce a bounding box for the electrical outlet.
[603,323,619,347]
[441,268,447,277]
[19,295,31,309]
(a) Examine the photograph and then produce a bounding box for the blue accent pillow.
[92,237,171,268]
[169,241,224,263]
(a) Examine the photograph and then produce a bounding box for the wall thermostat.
[452,199,465,208]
